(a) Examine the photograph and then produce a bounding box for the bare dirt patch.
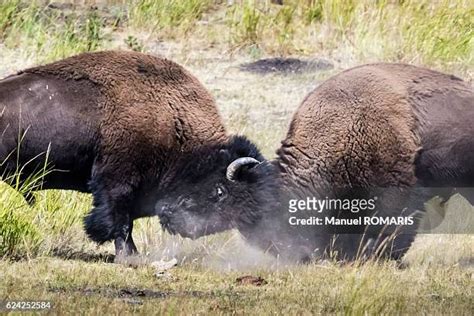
[240,57,333,75]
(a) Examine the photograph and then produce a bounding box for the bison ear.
[226,157,261,182]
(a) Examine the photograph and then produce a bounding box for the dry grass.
[0,1,472,78]
[1,247,473,314]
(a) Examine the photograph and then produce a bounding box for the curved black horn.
[226,157,260,181]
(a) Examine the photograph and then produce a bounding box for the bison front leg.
[85,194,139,258]
[84,167,140,259]
[84,191,139,258]
[114,220,138,257]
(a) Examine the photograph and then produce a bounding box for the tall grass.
[0,0,105,63]
[0,167,44,257]
[227,3,262,45]
[225,0,473,73]
[128,0,215,35]
[0,136,89,258]
[1,1,471,75]
[0,180,92,258]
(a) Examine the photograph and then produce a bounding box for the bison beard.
[0,50,227,257]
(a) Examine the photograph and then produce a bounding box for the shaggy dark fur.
[0,50,227,256]
[156,63,473,262]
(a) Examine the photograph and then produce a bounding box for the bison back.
[277,63,474,194]
[22,51,227,178]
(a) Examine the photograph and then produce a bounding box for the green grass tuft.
[227,2,263,45]
[128,0,214,34]
[0,1,105,63]
[1,1,471,76]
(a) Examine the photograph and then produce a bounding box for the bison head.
[155,135,279,239]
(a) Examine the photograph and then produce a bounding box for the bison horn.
[226,157,261,182]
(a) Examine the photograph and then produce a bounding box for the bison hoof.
[114,236,138,259]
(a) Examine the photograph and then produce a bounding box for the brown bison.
[155,63,474,262]
[0,50,227,256]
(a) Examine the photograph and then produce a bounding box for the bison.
[155,63,474,262]
[0,50,227,257]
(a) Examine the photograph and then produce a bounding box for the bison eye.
[215,185,227,200]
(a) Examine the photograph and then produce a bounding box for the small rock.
[151,258,178,276]
[123,298,143,305]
